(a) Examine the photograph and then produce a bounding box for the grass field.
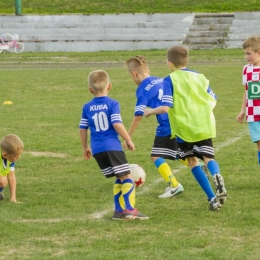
[1,49,260,259]
[1,0,260,14]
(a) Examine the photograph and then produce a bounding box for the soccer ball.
[129,164,146,187]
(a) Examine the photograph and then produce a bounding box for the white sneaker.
[158,183,184,198]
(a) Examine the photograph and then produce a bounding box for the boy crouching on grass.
[0,134,24,202]
[79,70,148,220]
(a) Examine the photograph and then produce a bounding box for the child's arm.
[128,115,142,137]
[79,129,92,160]
[7,170,17,202]
[123,115,142,149]
[144,106,169,117]
[237,90,246,123]
[113,123,135,150]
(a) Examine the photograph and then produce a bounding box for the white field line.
[9,130,248,223]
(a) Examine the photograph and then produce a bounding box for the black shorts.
[93,151,130,178]
[151,135,177,160]
[177,138,215,160]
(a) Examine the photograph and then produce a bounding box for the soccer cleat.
[199,162,210,180]
[178,158,189,166]
[213,174,227,205]
[208,197,221,211]
[158,183,184,198]
[0,192,4,201]
[123,209,149,220]
[112,211,125,220]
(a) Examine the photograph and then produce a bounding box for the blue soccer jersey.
[135,76,171,136]
[79,96,123,155]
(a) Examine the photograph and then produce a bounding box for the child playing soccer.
[125,55,209,198]
[237,35,260,165]
[144,46,227,211]
[125,55,184,198]
[0,134,24,202]
[79,70,148,220]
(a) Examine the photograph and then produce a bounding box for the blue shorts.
[248,121,260,143]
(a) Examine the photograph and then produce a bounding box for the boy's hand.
[237,111,245,124]
[122,140,128,150]
[83,148,92,160]
[126,140,135,151]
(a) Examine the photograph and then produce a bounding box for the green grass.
[1,0,260,14]
[1,49,260,259]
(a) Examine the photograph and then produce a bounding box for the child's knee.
[0,177,8,187]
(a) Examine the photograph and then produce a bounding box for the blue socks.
[207,160,220,176]
[191,165,215,200]
[114,179,124,213]
[258,151,260,165]
[0,187,3,193]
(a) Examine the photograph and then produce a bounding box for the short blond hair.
[125,55,149,74]
[167,45,189,68]
[88,70,110,93]
[243,35,260,52]
[0,134,24,154]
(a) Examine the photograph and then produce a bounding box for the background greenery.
[0,0,260,15]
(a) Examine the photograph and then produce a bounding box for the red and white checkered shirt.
[242,64,260,122]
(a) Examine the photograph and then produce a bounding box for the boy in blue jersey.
[144,46,227,211]
[0,134,24,202]
[125,55,184,198]
[125,56,208,198]
[79,70,148,220]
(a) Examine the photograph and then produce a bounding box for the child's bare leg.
[0,176,8,200]
[0,176,8,190]
[256,140,260,165]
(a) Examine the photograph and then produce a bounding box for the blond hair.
[243,35,260,52]
[125,55,149,74]
[0,134,24,154]
[88,70,110,93]
[167,45,189,68]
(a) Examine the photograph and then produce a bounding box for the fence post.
[15,0,22,16]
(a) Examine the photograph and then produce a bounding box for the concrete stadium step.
[1,27,188,36]
[185,37,225,44]
[225,12,260,48]
[186,44,218,50]
[0,12,259,51]
[19,33,186,41]
[0,13,194,24]
[187,30,227,37]
[0,21,192,29]
[193,17,234,25]
[24,41,182,52]
[184,13,234,49]
[0,13,193,52]
[189,24,230,31]
[229,26,260,34]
